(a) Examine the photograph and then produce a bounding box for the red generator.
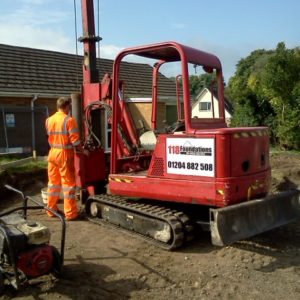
[0,185,65,293]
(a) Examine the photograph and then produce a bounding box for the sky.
[0,0,299,81]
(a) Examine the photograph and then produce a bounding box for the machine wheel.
[50,246,62,277]
[90,201,100,217]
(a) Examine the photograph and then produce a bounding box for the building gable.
[192,87,233,120]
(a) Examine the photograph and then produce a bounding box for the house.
[0,44,177,154]
[192,87,233,124]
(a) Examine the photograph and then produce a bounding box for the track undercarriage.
[85,190,300,249]
[85,195,194,250]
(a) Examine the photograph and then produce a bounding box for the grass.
[4,160,47,174]
[270,147,300,155]
[0,153,47,173]
[0,158,47,195]
[0,154,26,164]
[0,154,47,176]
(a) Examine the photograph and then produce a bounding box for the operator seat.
[139,130,157,151]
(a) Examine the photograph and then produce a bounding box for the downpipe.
[31,94,38,159]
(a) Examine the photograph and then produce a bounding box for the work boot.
[65,208,86,221]
[49,209,64,218]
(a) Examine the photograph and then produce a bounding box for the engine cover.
[17,221,50,245]
[17,245,54,277]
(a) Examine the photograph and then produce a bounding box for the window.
[199,102,211,111]
[5,113,15,127]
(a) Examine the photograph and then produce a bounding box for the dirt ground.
[1,152,300,299]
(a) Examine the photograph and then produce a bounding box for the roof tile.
[0,44,176,98]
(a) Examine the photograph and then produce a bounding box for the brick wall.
[0,96,169,154]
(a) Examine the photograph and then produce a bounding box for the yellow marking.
[216,189,224,195]
[241,132,250,138]
[123,178,133,183]
[247,186,252,201]
[109,177,133,183]
[234,130,269,139]
[247,180,266,200]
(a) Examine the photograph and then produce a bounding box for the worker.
[45,97,88,221]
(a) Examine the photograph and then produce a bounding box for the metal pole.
[71,92,83,138]
[2,108,9,152]
[31,95,38,159]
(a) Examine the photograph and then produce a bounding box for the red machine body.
[74,0,299,248]
[109,128,270,207]
[76,0,270,209]
[107,42,270,207]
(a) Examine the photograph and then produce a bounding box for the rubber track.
[85,194,193,250]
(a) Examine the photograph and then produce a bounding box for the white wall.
[191,89,231,121]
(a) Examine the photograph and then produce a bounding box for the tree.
[226,43,300,149]
[189,73,217,97]
[261,43,300,148]
[227,49,275,135]
[171,72,217,98]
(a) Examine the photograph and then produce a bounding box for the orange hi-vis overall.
[45,111,81,220]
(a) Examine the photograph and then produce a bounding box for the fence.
[0,106,49,155]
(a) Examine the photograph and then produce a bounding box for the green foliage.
[6,160,47,174]
[261,43,298,113]
[227,42,300,149]
[230,101,257,127]
[276,106,300,149]
[227,49,275,127]
[189,73,217,97]
[0,154,27,164]
[171,72,217,98]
